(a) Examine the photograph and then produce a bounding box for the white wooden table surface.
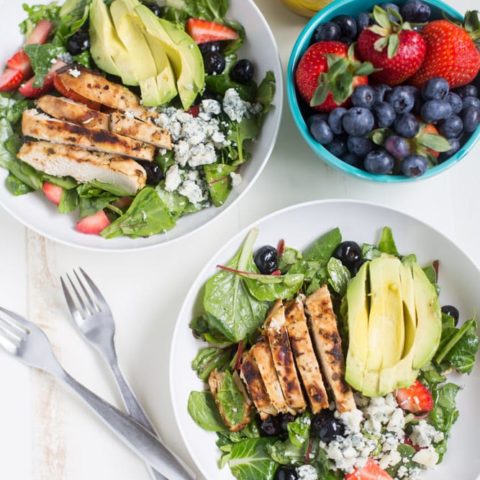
[0,0,478,478]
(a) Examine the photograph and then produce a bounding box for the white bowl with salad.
[0,0,282,250]
[170,200,480,480]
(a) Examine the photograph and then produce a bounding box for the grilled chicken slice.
[265,301,306,413]
[22,110,155,162]
[18,141,146,195]
[56,69,150,120]
[240,350,278,420]
[251,337,290,414]
[110,112,172,150]
[208,369,251,432]
[305,286,356,413]
[36,95,110,130]
[285,297,329,414]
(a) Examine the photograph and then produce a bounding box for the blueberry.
[373,102,396,128]
[462,96,480,111]
[357,12,372,31]
[421,100,453,123]
[307,113,329,128]
[384,135,411,160]
[342,108,375,136]
[199,41,222,56]
[446,92,463,114]
[328,107,347,135]
[231,59,255,84]
[314,22,342,42]
[148,3,163,16]
[381,3,400,21]
[204,52,226,75]
[137,160,164,186]
[442,305,460,325]
[364,149,395,174]
[342,153,361,167]
[254,246,278,274]
[333,241,362,270]
[347,136,374,156]
[394,113,420,138]
[332,15,358,40]
[438,115,463,138]
[352,85,376,109]
[374,84,392,104]
[439,137,461,161]
[400,0,431,22]
[311,410,345,442]
[274,466,298,480]
[386,87,416,114]
[310,119,334,144]
[455,84,478,99]
[326,138,348,157]
[422,77,449,101]
[462,107,480,133]
[401,154,428,177]
[259,416,281,437]
[66,29,90,55]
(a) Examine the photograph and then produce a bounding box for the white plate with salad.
[0,0,282,251]
[170,200,480,480]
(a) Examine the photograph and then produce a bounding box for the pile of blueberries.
[308,79,480,177]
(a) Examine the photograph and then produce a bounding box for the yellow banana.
[281,0,334,17]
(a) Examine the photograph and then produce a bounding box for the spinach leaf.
[188,391,227,432]
[278,247,303,272]
[20,3,61,36]
[256,71,276,115]
[304,227,342,262]
[327,257,351,295]
[287,413,311,448]
[58,188,79,214]
[377,226,399,256]
[429,383,460,434]
[266,440,304,465]
[6,158,43,191]
[156,186,188,219]
[215,371,250,428]
[56,0,91,42]
[203,229,269,342]
[387,444,416,478]
[5,174,32,196]
[228,438,277,480]
[0,93,32,124]
[24,44,67,88]
[224,21,245,56]
[204,163,236,207]
[101,188,176,239]
[423,264,438,286]
[43,174,78,190]
[314,448,343,479]
[229,117,260,166]
[192,346,231,381]
[77,182,119,218]
[361,243,381,260]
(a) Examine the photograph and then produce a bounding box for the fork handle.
[61,371,195,480]
[110,363,167,480]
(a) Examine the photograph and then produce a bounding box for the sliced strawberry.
[53,74,102,110]
[0,68,23,92]
[25,19,54,46]
[345,458,393,480]
[76,210,111,235]
[395,380,434,414]
[186,18,239,44]
[42,182,63,206]
[19,61,67,98]
[7,50,32,78]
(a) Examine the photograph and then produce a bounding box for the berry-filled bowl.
[287,0,480,182]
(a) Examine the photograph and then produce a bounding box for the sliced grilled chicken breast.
[251,337,289,414]
[240,350,277,420]
[18,141,146,195]
[110,112,172,150]
[36,96,109,130]
[285,297,329,413]
[56,69,150,120]
[265,300,306,413]
[22,110,155,161]
[208,369,251,432]
[305,286,356,413]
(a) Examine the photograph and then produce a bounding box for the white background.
[0,0,478,478]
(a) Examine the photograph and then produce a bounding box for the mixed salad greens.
[0,0,275,238]
[188,227,479,480]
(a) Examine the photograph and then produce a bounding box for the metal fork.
[0,307,193,479]
[60,269,168,480]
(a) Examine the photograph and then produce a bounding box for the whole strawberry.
[295,41,375,112]
[410,11,480,88]
[357,6,426,86]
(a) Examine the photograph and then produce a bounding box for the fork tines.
[0,307,28,353]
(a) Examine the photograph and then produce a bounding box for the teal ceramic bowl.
[287,0,480,182]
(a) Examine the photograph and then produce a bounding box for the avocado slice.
[135,5,205,109]
[411,262,442,370]
[345,261,370,392]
